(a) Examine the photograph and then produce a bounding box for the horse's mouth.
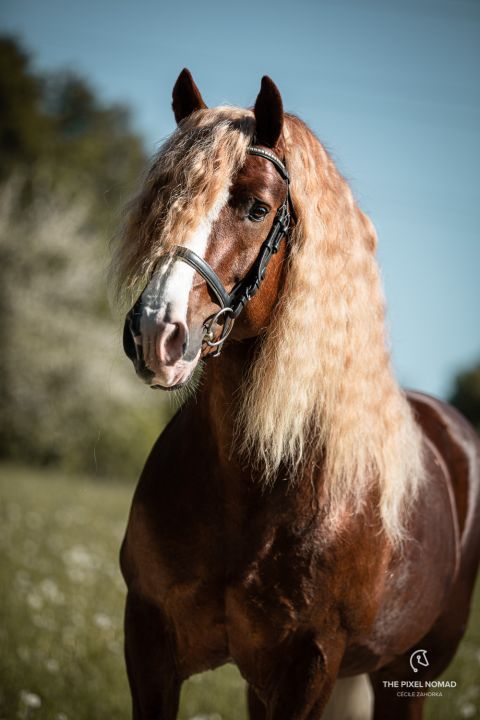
[150,380,189,391]
[144,352,201,391]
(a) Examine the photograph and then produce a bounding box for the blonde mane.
[111,107,254,299]
[239,114,424,545]
[113,107,424,546]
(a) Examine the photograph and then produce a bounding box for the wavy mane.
[239,114,424,545]
[111,107,254,301]
[113,107,424,546]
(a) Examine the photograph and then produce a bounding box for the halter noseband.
[170,146,294,357]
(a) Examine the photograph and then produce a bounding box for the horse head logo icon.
[410,649,429,673]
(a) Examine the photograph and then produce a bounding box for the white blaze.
[141,188,229,317]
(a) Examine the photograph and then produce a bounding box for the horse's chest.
[168,528,323,677]
[224,556,315,670]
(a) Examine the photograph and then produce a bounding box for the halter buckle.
[203,306,235,356]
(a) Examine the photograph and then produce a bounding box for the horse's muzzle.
[123,301,202,389]
[123,307,155,384]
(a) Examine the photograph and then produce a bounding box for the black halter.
[170,146,294,356]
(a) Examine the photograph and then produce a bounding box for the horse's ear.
[253,76,284,148]
[172,68,207,124]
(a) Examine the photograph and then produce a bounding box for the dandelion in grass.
[19,690,41,718]
[460,703,476,719]
[94,612,113,629]
[40,578,65,604]
[26,590,43,610]
[107,639,121,655]
[45,657,60,673]
[63,544,96,569]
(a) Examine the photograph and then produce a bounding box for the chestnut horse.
[114,70,480,719]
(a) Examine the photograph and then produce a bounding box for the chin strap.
[170,145,294,357]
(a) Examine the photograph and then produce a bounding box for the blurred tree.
[0,37,52,180]
[44,71,146,228]
[0,36,146,227]
[0,179,171,477]
[0,36,172,478]
[450,362,480,434]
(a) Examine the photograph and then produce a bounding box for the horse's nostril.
[158,320,189,365]
[170,323,188,355]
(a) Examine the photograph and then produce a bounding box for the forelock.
[112,106,255,300]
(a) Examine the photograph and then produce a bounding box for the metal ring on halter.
[204,307,235,348]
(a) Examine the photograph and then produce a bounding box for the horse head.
[122,70,291,389]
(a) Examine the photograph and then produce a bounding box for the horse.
[113,69,480,719]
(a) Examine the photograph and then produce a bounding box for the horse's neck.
[193,341,321,520]
[199,340,255,460]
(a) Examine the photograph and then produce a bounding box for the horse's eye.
[248,202,269,222]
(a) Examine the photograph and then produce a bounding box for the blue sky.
[2,0,479,398]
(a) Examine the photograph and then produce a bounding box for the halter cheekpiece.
[170,146,294,357]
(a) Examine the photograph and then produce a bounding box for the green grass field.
[0,464,478,719]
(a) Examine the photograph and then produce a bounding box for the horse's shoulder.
[406,389,480,539]
[407,389,477,442]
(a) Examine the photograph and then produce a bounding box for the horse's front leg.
[262,633,345,720]
[124,592,180,720]
[247,685,267,719]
